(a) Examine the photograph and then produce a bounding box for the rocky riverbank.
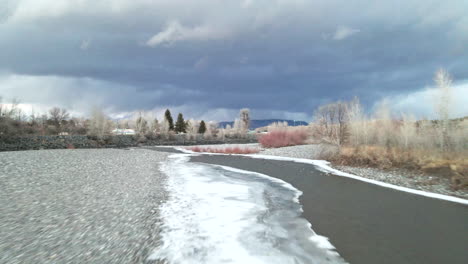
[0,135,257,152]
[0,148,169,263]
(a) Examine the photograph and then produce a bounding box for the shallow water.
[149,154,346,264]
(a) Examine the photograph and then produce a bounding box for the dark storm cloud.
[1,0,467,120]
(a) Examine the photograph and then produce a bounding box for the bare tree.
[150,118,160,135]
[49,107,69,133]
[160,119,171,139]
[135,112,148,136]
[433,68,453,151]
[185,119,199,140]
[88,108,112,139]
[347,97,369,146]
[313,101,349,145]
[239,108,250,133]
[232,119,242,138]
[399,113,416,149]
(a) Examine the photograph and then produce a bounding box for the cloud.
[0,73,155,114]
[146,20,229,47]
[333,26,360,40]
[0,72,310,121]
[80,39,91,50]
[241,0,254,8]
[1,0,468,122]
[375,81,468,118]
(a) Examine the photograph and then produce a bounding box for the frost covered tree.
[232,119,242,136]
[206,121,219,138]
[239,108,250,133]
[88,108,112,139]
[218,127,226,140]
[185,119,199,139]
[135,113,148,135]
[150,118,160,135]
[160,119,171,139]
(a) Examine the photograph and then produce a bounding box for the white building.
[112,129,136,135]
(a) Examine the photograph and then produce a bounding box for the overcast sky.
[0,0,467,121]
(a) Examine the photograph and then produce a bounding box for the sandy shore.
[190,154,468,264]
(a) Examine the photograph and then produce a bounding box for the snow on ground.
[149,153,347,264]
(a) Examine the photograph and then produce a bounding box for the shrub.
[66,144,76,149]
[258,127,308,148]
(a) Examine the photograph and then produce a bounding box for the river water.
[149,154,347,264]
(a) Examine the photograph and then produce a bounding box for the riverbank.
[0,135,257,152]
[175,143,467,199]
[256,144,467,199]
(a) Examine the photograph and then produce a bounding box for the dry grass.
[330,145,468,190]
[187,146,260,154]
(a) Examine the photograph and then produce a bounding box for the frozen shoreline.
[173,143,467,200]
[256,144,467,200]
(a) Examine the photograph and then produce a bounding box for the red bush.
[66,144,76,149]
[187,146,260,154]
[258,129,308,148]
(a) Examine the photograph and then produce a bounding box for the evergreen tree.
[198,120,207,134]
[175,113,187,133]
[164,109,174,131]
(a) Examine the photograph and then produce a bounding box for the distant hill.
[218,119,308,130]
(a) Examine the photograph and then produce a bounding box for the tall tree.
[239,108,250,133]
[164,109,174,131]
[198,120,207,134]
[135,114,148,135]
[175,113,187,133]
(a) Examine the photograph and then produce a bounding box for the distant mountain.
[218,119,308,130]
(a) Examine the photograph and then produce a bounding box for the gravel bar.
[0,149,169,264]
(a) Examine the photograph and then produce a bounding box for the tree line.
[0,100,251,141]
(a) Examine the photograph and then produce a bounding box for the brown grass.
[330,145,468,190]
